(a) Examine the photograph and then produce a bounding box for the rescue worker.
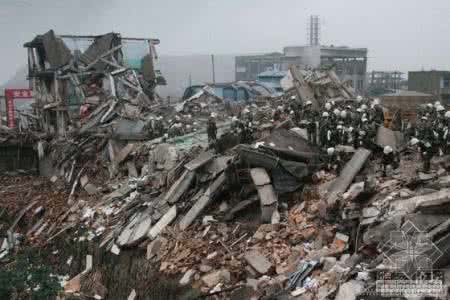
[303,101,318,145]
[443,112,450,154]
[325,147,343,175]
[273,106,283,122]
[418,138,436,173]
[207,113,218,147]
[320,111,332,148]
[382,145,396,176]
[372,98,385,127]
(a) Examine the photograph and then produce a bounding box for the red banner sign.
[5,89,34,128]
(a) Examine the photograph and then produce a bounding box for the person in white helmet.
[207,113,218,148]
[303,101,318,145]
[325,147,343,174]
[372,98,385,126]
[436,105,446,123]
[382,145,397,176]
[325,102,332,111]
[320,111,332,148]
[442,111,450,154]
[356,95,363,104]
[273,105,283,122]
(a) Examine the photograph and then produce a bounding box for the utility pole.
[211,54,216,84]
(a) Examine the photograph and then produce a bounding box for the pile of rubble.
[4,121,450,299]
[3,31,450,298]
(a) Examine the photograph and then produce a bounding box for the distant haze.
[1,0,450,84]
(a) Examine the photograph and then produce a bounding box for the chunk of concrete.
[164,170,195,204]
[179,173,226,230]
[201,269,231,288]
[148,205,177,240]
[335,280,364,300]
[244,250,272,275]
[250,168,271,186]
[179,269,196,285]
[362,207,380,218]
[438,175,450,188]
[414,189,450,213]
[327,148,371,206]
[320,257,337,272]
[257,185,278,206]
[146,237,168,260]
[185,151,214,171]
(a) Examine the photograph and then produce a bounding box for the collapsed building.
[24,30,165,136]
[2,31,450,300]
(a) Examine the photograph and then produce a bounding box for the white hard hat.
[232,116,238,122]
[175,115,181,120]
[337,125,343,130]
[290,95,296,100]
[348,126,354,132]
[445,111,450,118]
[435,101,441,107]
[325,103,332,110]
[243,108,250,114]
[361,104,368,111]
[277,105,283,110]
[383,145,393,154]
[427,103,433,108]
[322,112,329,117]
[210,112,216,118]
[356,108,362,113]
[327,147,335,155]
[421,116,428,121]
[373,98,380,105]
[362,118,368,123]
[305,100,313,106]
[340,111,347,118]
[333,109,340,115]
[437,105,445,112]
[410,138,419,146]
[356,95,363,102]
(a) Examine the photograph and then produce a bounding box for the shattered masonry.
[1,29,450,300]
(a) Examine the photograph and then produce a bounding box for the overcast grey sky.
[1,0,450,84]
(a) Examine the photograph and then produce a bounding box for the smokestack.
[308,15,320,46]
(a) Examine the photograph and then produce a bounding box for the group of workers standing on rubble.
[271,95,391,174]
[203,94,450,176]
[409,101,450,172]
